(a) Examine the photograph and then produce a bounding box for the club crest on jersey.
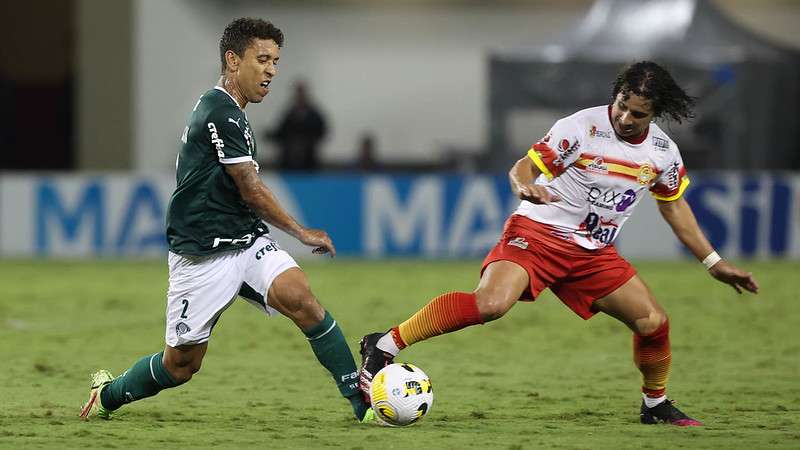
[589,125,612,139]
[637,163,657,185]
[507,237,529,250]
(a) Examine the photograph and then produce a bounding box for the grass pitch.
[0,259,798,449]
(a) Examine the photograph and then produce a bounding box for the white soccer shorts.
[165,235,299,347]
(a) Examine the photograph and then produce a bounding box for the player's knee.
[474,288,513,322]
[165,355,203,384]
[634,310,668,336]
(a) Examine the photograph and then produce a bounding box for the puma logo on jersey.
[227,117,242,128]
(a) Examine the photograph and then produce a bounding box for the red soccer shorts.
[481,214,636,319]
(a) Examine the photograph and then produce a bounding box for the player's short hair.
[612,61,695,123]
[219,18,285,73]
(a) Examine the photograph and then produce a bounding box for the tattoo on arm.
[224,162,304,237]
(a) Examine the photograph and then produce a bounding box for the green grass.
[0,259,798,449]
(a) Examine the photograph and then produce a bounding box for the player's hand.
[298,228,336,258]
[518,184,560,204]
[708,260,759,294]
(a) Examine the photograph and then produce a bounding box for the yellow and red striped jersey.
[515,105,689,250]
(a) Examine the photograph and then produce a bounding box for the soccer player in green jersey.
[80,18,372,423]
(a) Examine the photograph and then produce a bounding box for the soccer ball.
[370,363,433,426]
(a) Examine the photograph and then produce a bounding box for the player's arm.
[657,197,758,294]
[224,162,336,256]
[509,155,560,204]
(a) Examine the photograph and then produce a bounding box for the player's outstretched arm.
[657,197,758,294]
[224,162,336,256]
[509,156,560,204]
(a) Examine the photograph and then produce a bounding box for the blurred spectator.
[353,132,380,172]
[265,80,327,171]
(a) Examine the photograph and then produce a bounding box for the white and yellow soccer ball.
[369,363,433,426]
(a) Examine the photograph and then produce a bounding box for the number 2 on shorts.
[180,298,189,319]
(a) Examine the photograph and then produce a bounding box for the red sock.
[393,292,483,349]
[634,320,671,398]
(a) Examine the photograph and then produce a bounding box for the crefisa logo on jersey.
[586,156,608,174]
[589,125,612,139]
[207,122,225,157]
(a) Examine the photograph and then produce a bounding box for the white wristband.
[702,251,722,270]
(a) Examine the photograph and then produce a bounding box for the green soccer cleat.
[79,370,114,420]
[360,408,377,424]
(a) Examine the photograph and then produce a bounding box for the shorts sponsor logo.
[175,322,191,337]
[589,125,612,139]
[507,237,528,249]
[652,136,670,150]
[255,241,281,259]
[586,156,608,174]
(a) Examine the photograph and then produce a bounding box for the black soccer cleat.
[640,399,703,426]
[358,332,395,405]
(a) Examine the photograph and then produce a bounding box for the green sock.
[304,311,369,420]
[100,351,181,411]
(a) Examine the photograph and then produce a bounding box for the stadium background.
[1,1,799,448]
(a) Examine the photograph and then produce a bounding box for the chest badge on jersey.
[637,163,657,185]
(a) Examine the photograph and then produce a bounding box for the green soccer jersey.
[166,87,268,255]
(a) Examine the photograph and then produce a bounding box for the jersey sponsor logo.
[507,236,528,249]
[581,213,619,245]
[585,156,608,174]
[207,122,225,156]
[664,162,681,190]
[589,125,612,139]
[586,187,638,212]
[652,136,670,150]
[615,189,637,212]
[227,117,242,128]
[212,233,254,248]
[555,139,580,166]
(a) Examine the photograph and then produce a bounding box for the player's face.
[237,38,280,104]
[610,92,654,138]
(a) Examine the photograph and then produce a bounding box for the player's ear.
[224,50,240,72]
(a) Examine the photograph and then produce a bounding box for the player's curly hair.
[220,18,285,73]
[612,61,696,123]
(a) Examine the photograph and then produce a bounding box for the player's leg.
[358,260,529,398]
[266,267,369,421]
[81,251,240,420]
[594,275,701,426]
[79,344,201,420]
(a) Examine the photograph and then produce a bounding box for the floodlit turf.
[0,259,798,449]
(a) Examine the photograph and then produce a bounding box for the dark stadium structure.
[486,0,800,171]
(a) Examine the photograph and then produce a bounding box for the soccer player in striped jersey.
[359,61,759,426]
